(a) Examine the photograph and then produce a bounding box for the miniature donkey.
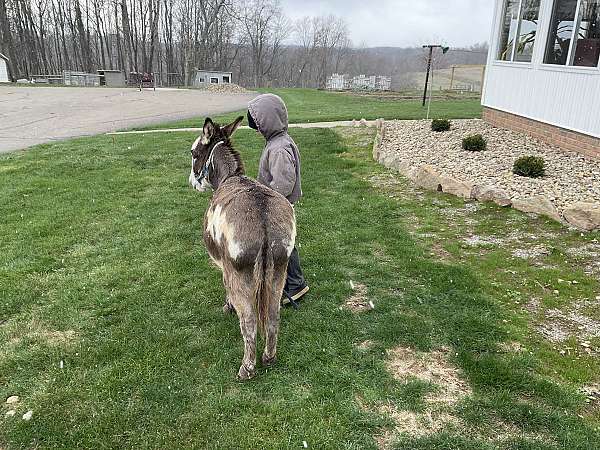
[188,116,296,380]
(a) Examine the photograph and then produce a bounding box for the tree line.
[0,0,487,87]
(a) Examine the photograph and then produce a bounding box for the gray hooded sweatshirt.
[248,94,302,204]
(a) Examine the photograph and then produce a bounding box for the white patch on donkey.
[207,205,240,256]
[207,205,226,244]
[285,220,297,256]
[228,239,244,260]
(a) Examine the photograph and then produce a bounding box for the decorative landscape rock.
[439,175,474,199]
[413,165,442,191]
[563,203,600,231]
[6,395,19,404]
[512,196,561,222]
[472,185,512,207]
[373,119,600,231]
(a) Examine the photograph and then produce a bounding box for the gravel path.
[379,119,600,213]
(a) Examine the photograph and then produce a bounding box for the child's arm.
[269,149,297,198]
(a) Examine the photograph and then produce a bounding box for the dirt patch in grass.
[498,341,525,353]
[535,300,600,345]
[463,234,504,248]
[356,340,374,351]
[344,282,372,313]
[429,243,452,260]
[386,346,472,404]
[375,407,462,448]
[1,318,78,352]
[512,244,551,259]
[581,383,600,403]
[371,346,473,448]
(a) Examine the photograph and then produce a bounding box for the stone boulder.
[413,165,442,191]
[393,161,417,179]
[512,196,561,222]
[440,175,475,199]
[563,202,600,231]
[472,184,512,207]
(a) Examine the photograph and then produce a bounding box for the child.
[247,94,309,304]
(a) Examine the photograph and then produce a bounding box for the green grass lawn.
[136,88,482,131]
[1,124,599,449]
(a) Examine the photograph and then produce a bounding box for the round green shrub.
[513,156,545,178]
[462,134,487,152]
[431,119,451,132]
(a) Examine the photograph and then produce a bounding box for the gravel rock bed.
[374,119,600,230]
[198,83,249,94]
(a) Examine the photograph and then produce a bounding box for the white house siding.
[483,0,600,139]
[0,58,8,82]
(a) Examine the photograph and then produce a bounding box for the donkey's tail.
[253,241,274,337]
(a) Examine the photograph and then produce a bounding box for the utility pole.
[422,44,449,107]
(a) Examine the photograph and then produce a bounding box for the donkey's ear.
[203,117,216,141]
[222,116,244,138]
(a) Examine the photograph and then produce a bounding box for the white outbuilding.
[193,69,233,87]
[0,53,10,83]
[483,0,600,158]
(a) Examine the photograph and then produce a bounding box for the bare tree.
[239,0,289,87]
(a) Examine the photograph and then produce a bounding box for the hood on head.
[248,94,288,139]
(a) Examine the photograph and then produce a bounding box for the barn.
[483,0,600,159]
[0,53,10,83]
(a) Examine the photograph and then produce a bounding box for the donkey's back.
[204,176,295,273]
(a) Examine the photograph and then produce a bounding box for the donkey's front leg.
[235,300,257,380]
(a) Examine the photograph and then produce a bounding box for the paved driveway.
[0,86,257,153]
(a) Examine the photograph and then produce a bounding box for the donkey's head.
[189,116,244,192]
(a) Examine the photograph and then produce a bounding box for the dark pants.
[285,247,306,295]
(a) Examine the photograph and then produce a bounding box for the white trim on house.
[483,0,600,139]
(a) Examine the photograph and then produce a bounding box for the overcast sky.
[279,0,495,48]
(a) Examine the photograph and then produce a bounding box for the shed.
[0,53,10,82]
[193,69,233,87]
[483,0,600,158]
[98,70,126,87]
[63,70,100,87]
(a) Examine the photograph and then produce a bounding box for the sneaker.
[282,285,310,306]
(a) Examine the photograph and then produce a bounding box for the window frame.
[543,0,600,69]
[496,0,542,63]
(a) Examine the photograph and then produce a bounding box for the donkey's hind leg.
[231,287,258,380]
[262,268,286,367]
[222,272,235,315]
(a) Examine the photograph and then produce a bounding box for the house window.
[198,77,205,83]
[222,75,230,83]
[210,77,219,84]
[498,0,542,62]
[546,0,600,66]
[544,0,600,67]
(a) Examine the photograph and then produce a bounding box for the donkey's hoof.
[222,302,235,314]
[237,365,255,381]
[261,354,277,367]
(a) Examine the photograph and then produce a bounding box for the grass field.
[1,121,600,449]
[137,88,482,131]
